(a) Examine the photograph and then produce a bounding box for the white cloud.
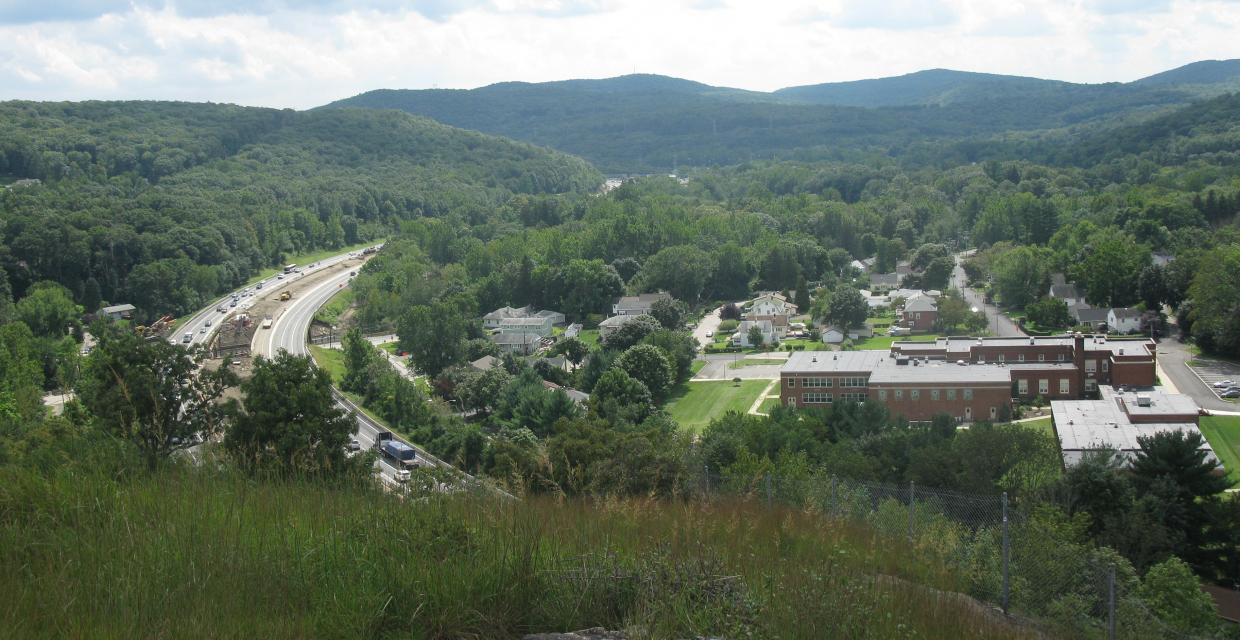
[0,0,1237,107]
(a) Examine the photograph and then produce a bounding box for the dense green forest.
[0,101,600,319]
[325,60,1240,173]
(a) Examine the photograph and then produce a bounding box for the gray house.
[100,303,136,320]
[612,292,672,316]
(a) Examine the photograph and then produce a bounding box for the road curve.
[256,263,476,488]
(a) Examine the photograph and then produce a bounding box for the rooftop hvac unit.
[1137,394,1152,407]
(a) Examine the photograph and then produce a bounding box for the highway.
[253,261,467,489]
[174,251,362,348]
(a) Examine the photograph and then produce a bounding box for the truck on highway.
[260,317,273,330]
[279,291,292,301]
[381,440,419,470]
[182,332,192,343]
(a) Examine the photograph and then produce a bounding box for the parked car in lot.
[1213,380,1234,388]
[1220,389,1240,399]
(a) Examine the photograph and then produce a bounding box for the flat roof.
[1101,386,1200,417]
[1051,393,1216,467]
[869,361,1012,385]
[783,350,888,373]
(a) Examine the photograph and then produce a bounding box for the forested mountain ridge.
[0,101,601,320]
[324,59,1240,173]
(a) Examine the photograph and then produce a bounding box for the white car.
[1213,380,1235,388]
[705,331,714,338]
[394,469,411,483]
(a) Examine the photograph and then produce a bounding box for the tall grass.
[0,466,1038,639]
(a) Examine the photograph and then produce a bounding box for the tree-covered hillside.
[324,61,1240,173]
[0,102,600,319]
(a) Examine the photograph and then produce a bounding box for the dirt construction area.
[203,255,369,385]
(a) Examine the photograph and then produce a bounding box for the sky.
[0,0,1237,109]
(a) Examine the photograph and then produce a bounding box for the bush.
[718,319,739,332]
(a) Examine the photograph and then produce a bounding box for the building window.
[911,390,920,401]
[931,389,940,401]
[1103,360,1110,372]
[840,392,867,403]
[803,392,832,404]
[947,389,956,401]
[1059,378,1069,395]
[1086,360,1097,374]
[895,389,903,400]
[1039,379,1049,395]
[787,377,796,388]
[878,390,887,401]
[1018,379,1028,395]
[998,354,1005,363]
[963,389,973,400]
[804,377,833,388]
[1057,353,1065,362]
[1085,380,1097,391]
[1018,354,1025,363]
[1038,353,1045,362]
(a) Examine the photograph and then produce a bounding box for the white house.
[744,314,789,340]
[535,309,566,325]
[868,273,902,293]
[823,325,875,344]
[731,319,776,347]
[496,316,554,337]
[747,292,798,318]
[1107,308,1142,334]
[493,332,543,355]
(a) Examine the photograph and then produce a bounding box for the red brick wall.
[1010,369,1080,400]
[868,383,1011,422]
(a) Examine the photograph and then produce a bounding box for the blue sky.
[0,0,1236,108]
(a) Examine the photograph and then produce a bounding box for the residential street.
[952,252,1025,338]
[692,305,723,348]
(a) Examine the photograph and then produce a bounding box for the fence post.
[907,481,916,541]
[1001,492,1010,615]
[764,473,772,507]
[703,465,710,496]
[1107,564,1117,640]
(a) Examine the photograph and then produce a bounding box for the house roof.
[744,314,789,326]
[615,292,672,309]
[1109,307,1141,321]
[1049,284,1080,300]
[1071,305,1109,323]
[483,305,533,321]
[869,273,901,287]
[101,303,136,314]
[903,296,937,312]
[470,355,500,371]
[534,309,564,319]
[498,317,551,327]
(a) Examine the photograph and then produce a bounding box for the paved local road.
[693,306,723,349]
[694,352,787,381]
[952,252,1025,338]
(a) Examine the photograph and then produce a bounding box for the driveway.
[952,253,1025,338]
[693,306,723,349]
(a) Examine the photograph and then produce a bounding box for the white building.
[613,292,672,316]
[1107,308,1142,334]
[731,319,776,347]
[748,292,797,317]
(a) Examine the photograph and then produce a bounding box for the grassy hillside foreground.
[0,467,1035,639]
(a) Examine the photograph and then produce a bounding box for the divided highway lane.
[256,264,464,487]
[175,251,363,348]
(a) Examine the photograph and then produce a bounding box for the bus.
[282,264,297,274]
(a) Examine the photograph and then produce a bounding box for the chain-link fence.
[693,470,1229,639]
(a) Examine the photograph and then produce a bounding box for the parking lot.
[1186,358,1240,401]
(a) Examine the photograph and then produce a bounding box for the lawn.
[728,358,787,369]
[1199,415,1240,485]
[690,359,708,376]
[313,288,353,326]
[1014,417,1054,437]
[757,397,783,414]
[307,345,345,384]
[851,334,940,351]
[576,329,600,348]
[666,380,772,432]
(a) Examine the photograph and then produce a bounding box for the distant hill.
[773,68,1069,107]
[324,66,1212,172]
[1134,59,1240,87]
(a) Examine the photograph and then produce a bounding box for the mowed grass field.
[1199,415,1240,486]
[666,380,772,432]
